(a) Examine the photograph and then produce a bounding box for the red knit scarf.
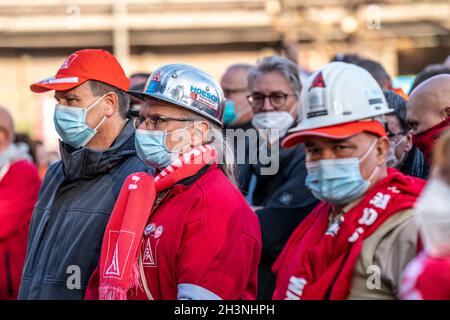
[272,169,425,300]
[98,145,217,300]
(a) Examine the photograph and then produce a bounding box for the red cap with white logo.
[30,49,130,93]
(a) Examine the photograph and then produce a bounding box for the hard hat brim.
[282,119,387,148]
[127,89,147,101]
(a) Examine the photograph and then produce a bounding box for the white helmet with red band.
[289,62,393,134]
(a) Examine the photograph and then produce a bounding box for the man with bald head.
[406,74,450,164]
[221,63,254,130]
[0,106,41,299]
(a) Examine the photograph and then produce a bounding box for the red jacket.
[400,252,450,300]
[0,160,40,299]
[85,164,261,300]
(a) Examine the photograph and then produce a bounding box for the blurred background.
[0,0,449,153]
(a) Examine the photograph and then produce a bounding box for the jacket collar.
[59,120,137,182]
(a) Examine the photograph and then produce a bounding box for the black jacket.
[18,121,153,299]
[399,146,429,180]
[241,140,318,300]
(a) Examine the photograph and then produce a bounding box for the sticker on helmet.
[145,71,161,93]
[364,88,384,110]
[189,85,219,110]
[151,71,161,82]
[308,72,326,91]
[306,88,328,119]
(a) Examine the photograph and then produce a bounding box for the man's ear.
[376,136,390,166]
[103,92,119,118]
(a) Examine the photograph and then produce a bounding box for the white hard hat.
[283,62,393,147]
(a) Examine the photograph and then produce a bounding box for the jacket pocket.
[49,210,110,286]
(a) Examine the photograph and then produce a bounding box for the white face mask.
[251,111,295,144]
[387,135,408,168]
[414,178,450,258]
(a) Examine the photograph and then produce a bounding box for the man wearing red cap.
[272,62,426,300]
[19,49,152,299]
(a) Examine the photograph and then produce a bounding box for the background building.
[0,0,448,148]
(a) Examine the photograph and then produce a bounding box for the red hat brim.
[30,75,88,93]
[282,120,387,148]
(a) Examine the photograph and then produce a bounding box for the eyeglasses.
[247,92,296,110]
[387,130,410,143]
[136,114,194,129]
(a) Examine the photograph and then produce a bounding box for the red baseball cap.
[282,119,387,148]
[30,49,130,93]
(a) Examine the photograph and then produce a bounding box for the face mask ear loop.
[94,115,107,131]
[359,139,378,163]
[359,139,380,185]
[86,93,108,112]
[87,93,109,131]
[165,121,196,153]
[288,99,298,120]
[394,134,408,149]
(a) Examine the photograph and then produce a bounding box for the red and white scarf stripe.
[99,145,217,300]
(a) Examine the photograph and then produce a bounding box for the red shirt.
[86,164,261,300]
[0,160,41,299]
[400,252,450,300]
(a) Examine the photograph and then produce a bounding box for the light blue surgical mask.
[135,126,191,170]
[223,100,237,126]
[53,94,107,148]
[305,140,378,205]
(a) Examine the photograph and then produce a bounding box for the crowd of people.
[0,47,449,300]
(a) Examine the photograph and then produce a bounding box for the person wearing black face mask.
[383,90,429,180]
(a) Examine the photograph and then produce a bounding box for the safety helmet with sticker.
[289,62,392,134]
[128,64,225,127]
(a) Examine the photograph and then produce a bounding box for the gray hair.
[248,56,302,98]
[188,113,238,186]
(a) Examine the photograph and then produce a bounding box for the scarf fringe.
[99,285,128,300]
[130,260,143,291]
[100,261,142,300]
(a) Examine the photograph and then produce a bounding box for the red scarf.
[272,169,425,300]
[412,117,450,164]
[98,145,217,300]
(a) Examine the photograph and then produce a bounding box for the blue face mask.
[223,100,237,126]
[135,126,191,170]
[305,140,378,205]
[53,94,107,148]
